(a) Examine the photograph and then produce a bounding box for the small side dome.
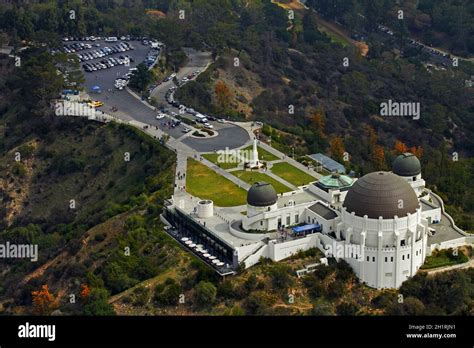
[393,152,421,177]
[247,182,278,207]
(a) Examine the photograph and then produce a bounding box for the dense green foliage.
[395,269,474,315]
[308,0,474,56]
[129,63,153,92]
[0,0,473,316]
[421,248,469,269]
[0,47,176,313]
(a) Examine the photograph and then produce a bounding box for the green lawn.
[241,145,280,162]
[270,162,316,187]
[231,170,292,194]
[202,153,239,170]
[186,159,247,206]
[420,249,469,269]
[202,145,279,169]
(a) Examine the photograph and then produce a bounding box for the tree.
[372,144,386,170]
[269,264,292,291]
[330,136,346,163]
[214,80,233,112]
[7,47,64,117]
[194,281,217,307]
[394,140,408,154]
[83,288,115,316]
[80,284,91,299]
[155,282,182,306]
[310,109,326,137]
[336,301,360,316]
[386,297,425,315]
[303,276,326,299]
[410,146,424,159]
[31,284,55,315]
[244,274,258,293]
[217,280,235,299]
[365,125,378,155]
[244,292,270,315]
[129,63,152,92]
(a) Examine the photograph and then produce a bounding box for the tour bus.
[195,113,208,123]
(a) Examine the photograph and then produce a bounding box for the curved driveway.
[182,123,250,152]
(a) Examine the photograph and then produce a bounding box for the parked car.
[88,100,104,108]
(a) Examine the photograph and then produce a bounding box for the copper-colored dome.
[343,171,419,219]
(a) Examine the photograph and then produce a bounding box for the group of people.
[176,171,186,191]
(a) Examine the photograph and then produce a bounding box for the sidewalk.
[200,157,251,190]
[258,141,321,180]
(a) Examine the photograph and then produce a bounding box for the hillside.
[109,248,474,316]
[0,114,178,313]
[171,1,474,230]
[0,50,180,313]
[0,0,472,319]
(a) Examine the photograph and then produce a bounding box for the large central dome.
[343,171,419,219]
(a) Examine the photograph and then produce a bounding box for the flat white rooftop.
[172,192,259,248]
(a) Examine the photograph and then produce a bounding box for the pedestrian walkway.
[264,170,298,191]
[200,157,251,190]
[174,151,188,195]
[258,141,321,180]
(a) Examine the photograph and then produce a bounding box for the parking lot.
[72,39,188,139]
[72,39,249,148]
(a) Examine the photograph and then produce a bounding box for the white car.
[217,118,226,123]
[204,123,214,129]
[156,113,166,119]
[182,127,191,133]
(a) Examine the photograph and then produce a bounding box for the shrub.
[194,281,217,307]
[217,281,235,299]
[83,288,115,316]
[336,301,360,316]
[243,292,270,315]
[154,282,181,306]
[268,264,292,291]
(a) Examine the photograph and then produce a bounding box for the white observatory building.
[337,171,429,289]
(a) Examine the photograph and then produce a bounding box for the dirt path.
[314,13,356,46]
[109,265,182,305]
[272,0,359,50]
[21,251,68,285]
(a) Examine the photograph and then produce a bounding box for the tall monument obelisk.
[248,138,260,168]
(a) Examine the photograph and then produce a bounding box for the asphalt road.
[181,122,250,152]
[78,40,188,139]
[77,41,250,150]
